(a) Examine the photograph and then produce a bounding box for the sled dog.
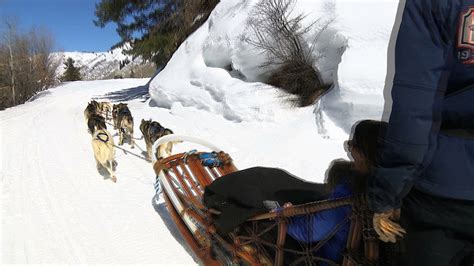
[140,119,176,160]
[140,119,178,160]
[98,101,113,120]
[92,129,117,183]
[112,103,127,129]
[155,128,176,160]
[87,113,106,134]
[84,100,99,122]
[114,103,135,148]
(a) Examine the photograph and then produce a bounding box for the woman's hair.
[326,159,352,190]
[326,120,388,192]
[351,120,388,166]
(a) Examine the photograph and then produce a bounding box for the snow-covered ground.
[1,79,196,264]
[1,0,399,264]
[0,77,344,264]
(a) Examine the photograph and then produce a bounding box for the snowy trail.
[1,79,195,264]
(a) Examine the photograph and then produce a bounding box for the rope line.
[112,144,151,162]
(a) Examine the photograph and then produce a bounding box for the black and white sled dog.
[139,119,175,161]
[91,124,117,183]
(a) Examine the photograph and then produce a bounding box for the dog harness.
[96,132,109,143]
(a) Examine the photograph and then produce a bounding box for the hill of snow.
[53,46,155,81]
[148,0,399,179]
[1,0,400,264]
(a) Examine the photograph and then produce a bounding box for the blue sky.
[0,0,121,52]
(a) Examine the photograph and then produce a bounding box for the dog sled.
[152,135,385,266]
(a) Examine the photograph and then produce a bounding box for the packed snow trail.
[1,77,348,264]
[1,79,195,264]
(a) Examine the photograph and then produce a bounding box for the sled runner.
[152,135,381,265]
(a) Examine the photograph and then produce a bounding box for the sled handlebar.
[152,134,222,163]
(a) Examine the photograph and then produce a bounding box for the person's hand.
[373,209,406,243]
[269,202,292,213]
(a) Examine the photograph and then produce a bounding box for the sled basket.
[152,135,380,266]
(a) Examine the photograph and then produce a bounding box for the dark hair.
[351,120,388,166]
[326,159,352,190]
[326,120,388,192]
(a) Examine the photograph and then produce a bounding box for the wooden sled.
[152,135,381,265]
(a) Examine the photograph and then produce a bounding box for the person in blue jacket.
[285,120,390,265]
[204,120,388,264]
[366,0,474,265]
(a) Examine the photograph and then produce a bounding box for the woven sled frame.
[154,151,379,265]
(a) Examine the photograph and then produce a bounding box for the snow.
[52,44,146,81]
[2,0,399,264]
[1,79,194,264]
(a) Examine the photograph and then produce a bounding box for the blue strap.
[199,152,222,167]
[154,177,162,195]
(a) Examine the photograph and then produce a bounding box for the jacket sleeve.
[287,184,351,242]
[367,0,462,212]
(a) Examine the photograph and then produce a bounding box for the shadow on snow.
[97,84,150,103]
[151,195,199,263]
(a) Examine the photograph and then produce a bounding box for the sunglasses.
[345,140,358,152]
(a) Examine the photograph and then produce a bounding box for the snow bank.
[148,0,399,178]
[149,0,398,131]
[323,0,399,132]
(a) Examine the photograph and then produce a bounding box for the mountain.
[52,46,156,81]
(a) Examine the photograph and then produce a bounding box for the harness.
[147,123,170,143]
[183,150,223,168]
[150,123,166,136]
[96,132,109,143]
[118,108,131,116]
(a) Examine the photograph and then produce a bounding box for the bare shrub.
[246,0,332,107]
[0,19,59,109]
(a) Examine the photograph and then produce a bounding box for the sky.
[0,0,121,52]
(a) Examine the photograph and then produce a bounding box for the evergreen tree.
[94,0,218,67]
[60,57,81,82]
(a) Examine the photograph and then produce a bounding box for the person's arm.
[367,0,463,213]
[287,185,351,242]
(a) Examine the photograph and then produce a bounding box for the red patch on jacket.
[458,7,474,64]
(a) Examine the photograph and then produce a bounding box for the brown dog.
[84,100,99,122]
[112,103,127,129]
[155,128,175,160]
[113,103,135,148]
[98,101,113,120]
[139,119,176,160]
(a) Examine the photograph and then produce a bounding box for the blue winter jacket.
[287,182,352,264]
[368,0,474,213]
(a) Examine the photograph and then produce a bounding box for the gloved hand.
[373,209,406,243]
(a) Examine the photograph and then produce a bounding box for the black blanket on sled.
[203,167,328,234]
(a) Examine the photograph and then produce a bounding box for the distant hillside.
[52,46,156,81]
